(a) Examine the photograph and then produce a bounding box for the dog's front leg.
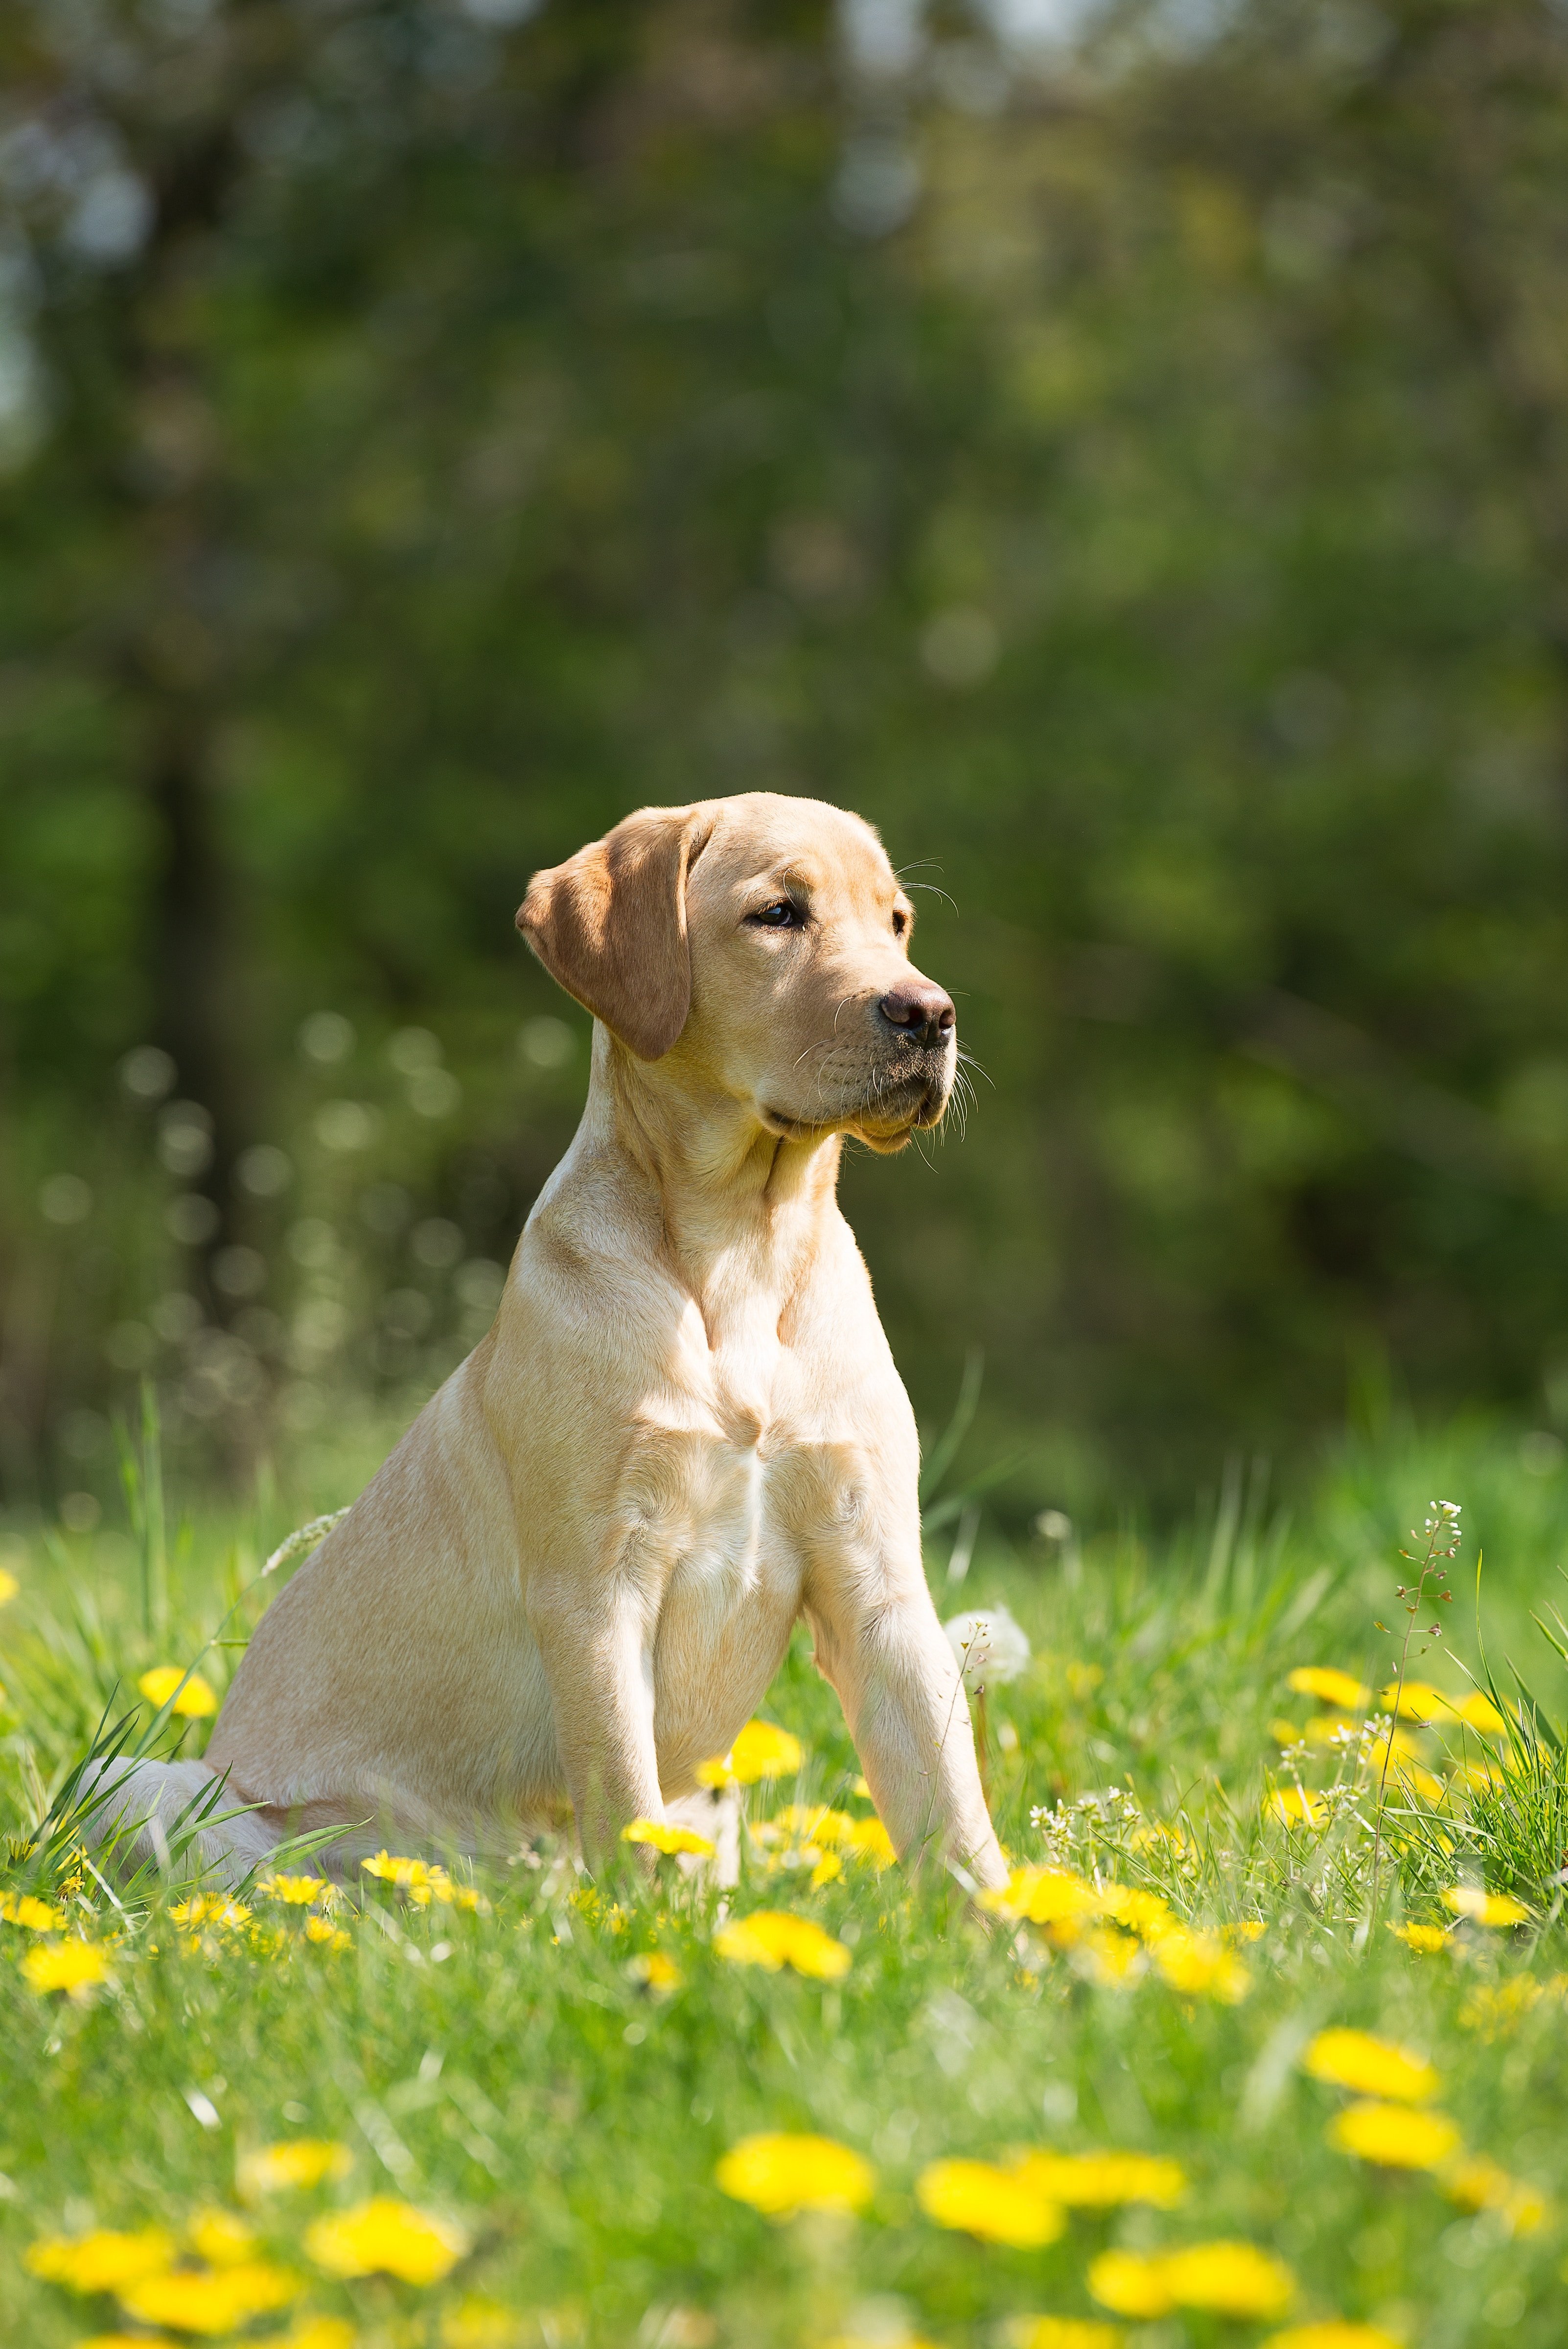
[527,1568,664,1871]
[804,1558,1008,1893]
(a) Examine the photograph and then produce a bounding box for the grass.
[3,1407,1568,2348]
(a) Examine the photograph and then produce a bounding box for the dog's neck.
[581,1024,842,1315]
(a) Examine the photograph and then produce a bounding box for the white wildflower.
[944,1604,1031,1690]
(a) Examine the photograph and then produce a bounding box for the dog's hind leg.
[74,1757,279,1890]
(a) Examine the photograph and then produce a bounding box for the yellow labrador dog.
[90,792,1006,1892]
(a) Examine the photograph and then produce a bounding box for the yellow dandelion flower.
[238,2139,352,2198]
[120,2260,301,2334]
[1261,2327,1403,2349]
[1390,1923,1449,1953]
[1377,1679,1451,1721]
[915,2158,1064,2248]
[303,1916,352,1951]
[1447,1689,1508,1734]
[26,2226,176,2292]
[1095,1885,1177,1938]
[1287,1667,1366,1709]
[1,1891,66,1930]
[749,1825,839,1882]
[1150,1929,1251,2003]
[1160,2243,1295,2319]
[1008,2324,1122,2349]
[1090,2243,1293,2322]
[22,1938,109,1996]
[1265,1787,1326,1828]
[1302,1716,1358,1748]
[138,1666,219,1719]
[807,1804,859,1842]
[169,1895,250,1932]
[1128,1819,1197,1857]
[1366,1724,1426,1765]
[628,1950,683,1994]
[259,1874,330,1905]
[851,1775,872,1797]
[1086,2251,1175,2319]
[1072,1927,1144,1986]
[363,1849,417,1887]
[1269,1719,1304,1746]
[1224,1920,1267,1944]
[0,1565,16,1605]
[305,2197,469,2285]
[1302,2028,1438,2103]
[696,1719,804,1788]
[359,1852,455,1906]
[279,2322,359,2349]
[1013,2150,1187,2209]
[844,1816,897,1868]
[1390,1759,1448,1805]
[766,1805,855,1845]
[1328,2100,1461,2170]
[77,2336,180,2349]
[622,1819,716,1858]
[186,2210,257,2266]
[715,2131,875,2218]
[1443,1885,1530,1927]
[1458,1978,1545,2038]
[714,1911,851,1981]
[1444,2155,1548,2235]
[977,1866,1102,1927]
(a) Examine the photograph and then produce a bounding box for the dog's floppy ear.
[516,803,715,1061]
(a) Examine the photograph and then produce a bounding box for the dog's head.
[517,792,955,1151]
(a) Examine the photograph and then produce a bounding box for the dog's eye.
[749,900,801,930]
[892,908,909,938]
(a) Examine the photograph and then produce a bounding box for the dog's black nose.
[879,981,955,1050]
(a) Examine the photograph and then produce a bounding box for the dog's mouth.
[759,1106,832,1142]
[761,1059,953,1151]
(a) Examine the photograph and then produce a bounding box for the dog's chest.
[667,1379,793,1595]
[634,1278,887,1636]
[645,1413,811,1769]
[641,1327,824,1609]
[622,1283,897,1776]
[659,1436,774,1614]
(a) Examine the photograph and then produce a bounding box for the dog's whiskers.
[902,880,958,914]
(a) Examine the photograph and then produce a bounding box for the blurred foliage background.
[5,0,1568,1525]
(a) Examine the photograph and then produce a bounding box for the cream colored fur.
[93,792,1007,1892]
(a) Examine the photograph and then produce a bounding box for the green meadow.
[13,6,1568,2348]
[3,1411,1567,2349]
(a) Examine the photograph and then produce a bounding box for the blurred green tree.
[4,0,1568,1510]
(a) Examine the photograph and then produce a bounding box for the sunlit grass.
[3,1412,1568,2344]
